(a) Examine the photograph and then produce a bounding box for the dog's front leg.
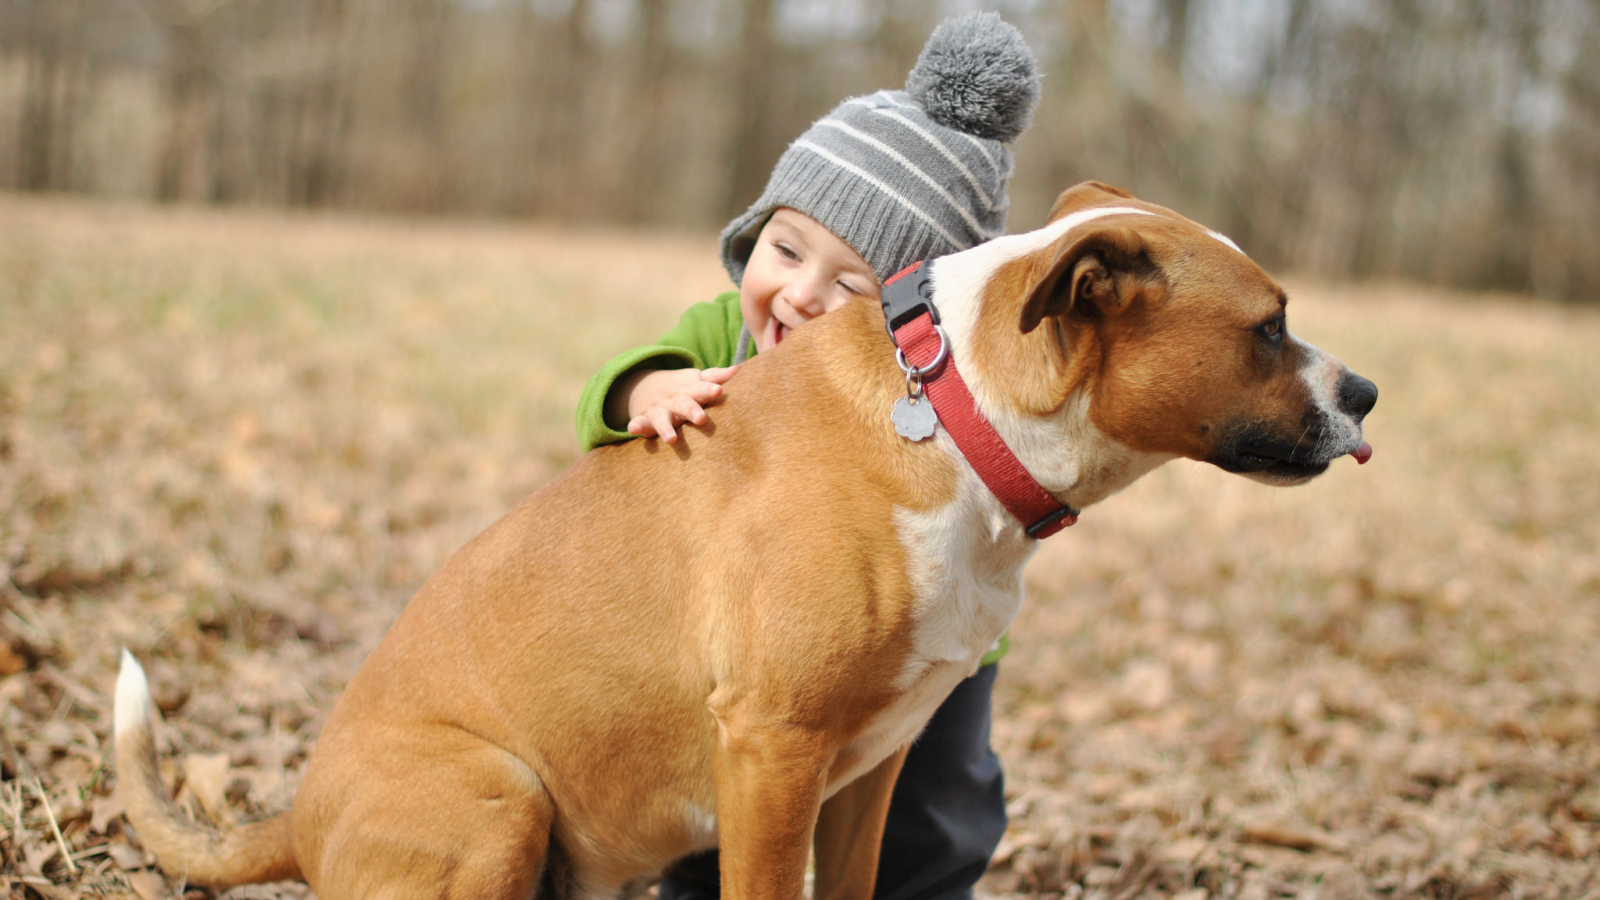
[713,713,833,900]
[811,744,910,900]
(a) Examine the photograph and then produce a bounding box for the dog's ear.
[1046,182,1136,224]
[1019,225,1154,334]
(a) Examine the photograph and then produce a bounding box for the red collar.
[882,261,1078,539]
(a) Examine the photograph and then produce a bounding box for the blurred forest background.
[2,0,1598,302]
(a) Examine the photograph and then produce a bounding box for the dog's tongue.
[1352,441,1373,465]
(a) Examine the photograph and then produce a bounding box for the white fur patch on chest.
[822,450,1034,797]
[822,447,1037,797]
[893,451,1035,678]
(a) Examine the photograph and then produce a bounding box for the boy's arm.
[575,292,747,452]
[575,345,703,451]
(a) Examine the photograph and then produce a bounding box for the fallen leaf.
[1240,821,1346,853]
[92,794,127,834]
[1160,836,1209,863]
[18,838,50,877]
[1314,862,1377,900]
[989,830,1043,867]
[0,640,27,676]
[182,753,233,825]
[127,868,169,900]
[25,880,77,900]
[109,841,147,870]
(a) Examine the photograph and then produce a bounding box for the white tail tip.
[115,649,156,735]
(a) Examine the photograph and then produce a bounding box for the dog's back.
[287,300,941,894]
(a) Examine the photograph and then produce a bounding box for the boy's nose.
[785,280,828,317]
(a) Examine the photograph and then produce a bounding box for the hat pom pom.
[905,12,1041,143]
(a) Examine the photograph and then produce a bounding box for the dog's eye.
[1259,318,1283,339]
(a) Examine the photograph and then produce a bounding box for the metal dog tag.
[892,396,939,441]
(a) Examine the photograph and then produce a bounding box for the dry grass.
[1,195,1596,899]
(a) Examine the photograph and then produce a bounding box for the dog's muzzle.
[1211,369,1379,484]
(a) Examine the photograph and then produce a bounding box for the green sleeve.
[575,292,749,452]
[979,632,1009,667]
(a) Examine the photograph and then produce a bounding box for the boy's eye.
[774,242,800,261]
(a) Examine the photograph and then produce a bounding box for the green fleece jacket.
[575,290,1008,665]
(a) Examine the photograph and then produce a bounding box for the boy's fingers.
[648,407,679,443]
[669,395,709,426]
[700,365,740,384]
[684,382,723,406]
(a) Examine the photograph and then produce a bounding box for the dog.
[114,182,1376,900]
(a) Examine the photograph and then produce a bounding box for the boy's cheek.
[739,295,772,336]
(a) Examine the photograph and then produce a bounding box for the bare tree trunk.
[504,1,544,215]
[289,0,352,206]
[530,0,593,219]
[1485,0,1540,290]
[16,0,83,192]
[1160,0,1191,77]
[622,0,674,224]
[397,0,452,211]
[1555,4,1600,299]
[151,0,228,203]
[722,0,778,218]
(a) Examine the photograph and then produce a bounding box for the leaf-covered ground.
[2,196,1597,899]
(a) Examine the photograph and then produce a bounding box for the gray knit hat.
[720,12,1042,285]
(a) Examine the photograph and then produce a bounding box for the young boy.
[575,14,1040,900]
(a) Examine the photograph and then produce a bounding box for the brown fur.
[114,182,1374,900]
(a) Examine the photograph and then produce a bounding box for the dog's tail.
[114,650,302,888]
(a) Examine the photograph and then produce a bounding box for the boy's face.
[740,208,880,353]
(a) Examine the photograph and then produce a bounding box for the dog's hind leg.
[295,727,554,900]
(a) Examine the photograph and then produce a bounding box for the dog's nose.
[1336,371,1378,420]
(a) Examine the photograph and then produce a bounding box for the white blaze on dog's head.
[1206,228,1243,254]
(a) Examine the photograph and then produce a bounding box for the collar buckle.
[1025,505,1081,539]
[881,261,939,340]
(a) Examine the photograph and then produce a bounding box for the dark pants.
[660,664,1007,900]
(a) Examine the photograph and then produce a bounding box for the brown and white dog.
[114,182,1375,900]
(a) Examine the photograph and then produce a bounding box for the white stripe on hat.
[814,119,993,241]
[872,108,997,211]
[958,130,1003,173]
[859,91,1005,176]
[790,139,965,251]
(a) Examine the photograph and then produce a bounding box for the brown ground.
[1,196,1596,900]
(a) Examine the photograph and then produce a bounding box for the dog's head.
[936,182,1376,505]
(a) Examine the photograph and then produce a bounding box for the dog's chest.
[894,455,1035,675]
[825,468,1034,795]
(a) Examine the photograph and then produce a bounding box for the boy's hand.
[612,366,740,444]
